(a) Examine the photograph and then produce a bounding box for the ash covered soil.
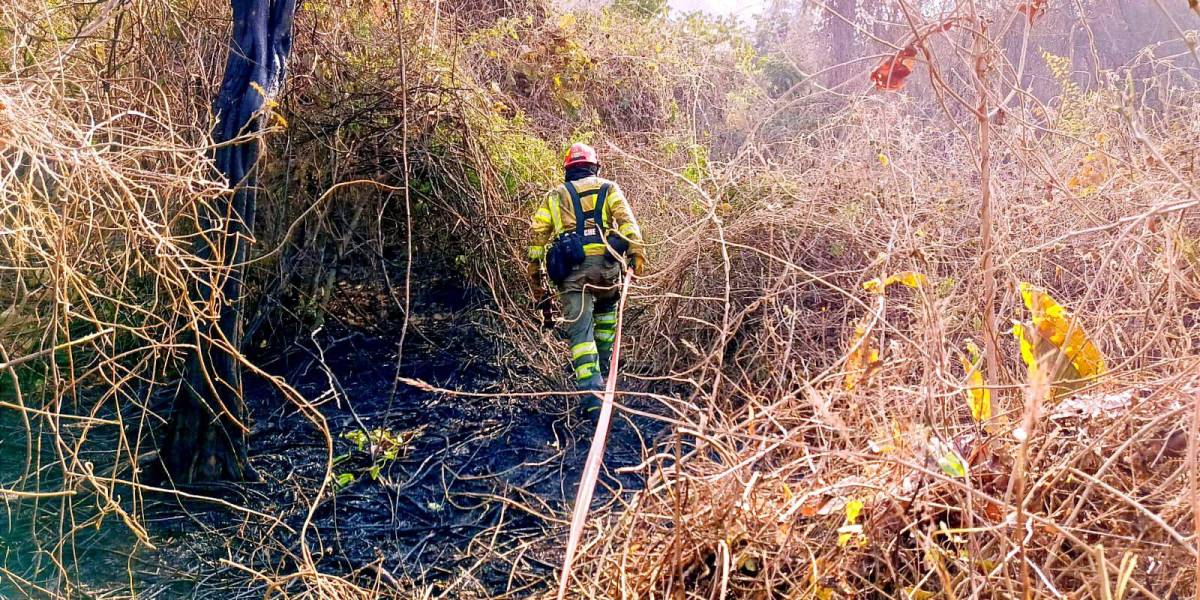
[140,277,665,598]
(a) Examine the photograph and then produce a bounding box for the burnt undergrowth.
[2,261,667,599]
[131,271,667,598]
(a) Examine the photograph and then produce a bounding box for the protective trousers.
[558,256,622,415]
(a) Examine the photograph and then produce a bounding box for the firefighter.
[527,142,645,418]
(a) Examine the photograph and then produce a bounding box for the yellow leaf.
[836,498,868,547]
[959,354,991,421]
[1011,322,1036,369]
[863,271,929,294]
[891,271,928,288]
[869,435,896,454]
[968,381,990,421]
[1018,283,1106,379]
[837,525,862,547]
[878,153,890,167]
[845,498,864,524]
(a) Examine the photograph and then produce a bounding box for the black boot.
[582,390,602,422]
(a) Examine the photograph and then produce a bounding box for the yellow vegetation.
[1012,283,1107,395]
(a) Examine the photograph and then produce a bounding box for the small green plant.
[331,426,424,489]
[682,142,710,184]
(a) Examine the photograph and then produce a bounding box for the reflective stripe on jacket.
[527,176,643,265]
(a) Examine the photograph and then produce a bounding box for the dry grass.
[560,16,1200,598]
[0,3,353,598]
[3,0,1200,599]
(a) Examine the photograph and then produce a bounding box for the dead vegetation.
[561,16,1200,600]
[3,0,1200,598]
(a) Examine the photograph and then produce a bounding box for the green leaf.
[343,430,368,452]
[938,448,967,478]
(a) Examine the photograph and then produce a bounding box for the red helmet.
[563,142,599,168]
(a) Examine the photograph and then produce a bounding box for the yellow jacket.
[527,176,643,272]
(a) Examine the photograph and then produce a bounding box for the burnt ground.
[128,276,667,598]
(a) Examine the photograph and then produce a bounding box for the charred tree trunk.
[161,0,297,483]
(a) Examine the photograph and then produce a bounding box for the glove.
[535,290,558,329]
[630,254,646,277]
[530,271,557,329]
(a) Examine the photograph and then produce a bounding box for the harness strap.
[563,181,588,237]
[594,184,610,232]
[562,181,611,242]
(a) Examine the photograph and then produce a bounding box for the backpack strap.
[564,181,611,246]
[563,181,587,237]
[593,183,610,231]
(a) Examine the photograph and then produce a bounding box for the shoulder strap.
[563,181,587,236]
[593,183,610,230]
